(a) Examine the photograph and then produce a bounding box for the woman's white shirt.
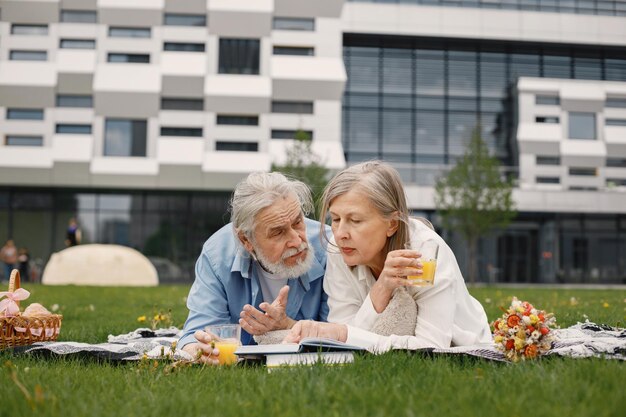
[324,218,492,351]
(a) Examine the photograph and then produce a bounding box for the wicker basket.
[0,269,63,349]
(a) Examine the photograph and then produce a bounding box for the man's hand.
[239,286,296,335]
[181,330,221,365]
[283,320,348,344]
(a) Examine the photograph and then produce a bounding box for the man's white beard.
[253,241,314,279]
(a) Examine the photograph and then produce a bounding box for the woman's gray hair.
[320,161,410,254]
[231,171,313,237]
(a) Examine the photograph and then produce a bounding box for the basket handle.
[9,268,21,295]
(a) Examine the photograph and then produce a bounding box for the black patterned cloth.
[8,322,625,362]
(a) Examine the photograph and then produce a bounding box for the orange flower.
[538,313,545,322]
[494,320,500,331]
[540,327,550,335]
[524,344,538,358]
[507,314,520,327]
[505,339,515,351]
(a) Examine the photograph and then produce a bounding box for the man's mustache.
[281,242,308,260]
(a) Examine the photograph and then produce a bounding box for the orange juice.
[215,341,239,365]
[407,259,437,286]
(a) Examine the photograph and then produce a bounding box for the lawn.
[1,284,624,417]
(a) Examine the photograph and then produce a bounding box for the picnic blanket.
[8,322,626,362]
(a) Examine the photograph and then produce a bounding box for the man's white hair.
[230,171,313,238]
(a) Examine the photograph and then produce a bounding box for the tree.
[272,130,330,217]
[434,126,516,284]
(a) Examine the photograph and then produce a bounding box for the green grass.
[1,285,625,417]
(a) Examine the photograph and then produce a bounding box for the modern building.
[1,0,625,284]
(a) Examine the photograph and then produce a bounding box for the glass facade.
[343,35,626,182]
[347,0,626,17]
[433,212,626,284]
[0,188,231,282]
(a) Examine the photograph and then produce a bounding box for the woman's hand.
[181,330,221,365]
[283,320,348,344]
[370,249,421,313]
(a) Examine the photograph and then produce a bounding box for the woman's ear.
[386,216,399,237]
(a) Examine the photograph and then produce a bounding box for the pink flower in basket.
[0,288,30,317]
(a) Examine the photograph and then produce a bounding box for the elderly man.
[179,172,329,363]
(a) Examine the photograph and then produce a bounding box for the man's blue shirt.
[179,218,329,347]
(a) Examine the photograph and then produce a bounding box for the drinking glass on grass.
[404,240,439,287]
[205,324,241,365]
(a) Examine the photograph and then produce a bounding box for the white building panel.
[157,138,204,165]
[271,56,346,101]
[204,75,271,113]
[274,0,344,18]
[97,0,164,26]
[0,0,59,24]
[52,134,94,162]
[0,62,56,107]
[208,0,272,38]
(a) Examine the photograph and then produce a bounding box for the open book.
[235,337,365,357]
[266,352,355,369]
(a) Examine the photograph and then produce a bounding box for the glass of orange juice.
[205,324,241,365]
[405,239,439,287]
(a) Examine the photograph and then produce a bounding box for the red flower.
[505,339,515,351]
[494,320,500,331]
[540,327,550,335]
[507,314,520,327]
[538,313,545,322]
[527,325,535,333]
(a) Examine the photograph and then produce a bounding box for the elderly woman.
[285,161,491,351]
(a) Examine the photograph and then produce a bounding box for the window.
[569,186,597,191]
[536,177,560,184]
[55,124,92,134]
[163,42,205,52]
[11,24,48,35]
[108,27,151,38]
[104,119,147,157]
[536,116,559,123]
[161,98,203,111]
[6,136,43,146]
[606,98,626,108]
[216,115,259,126]
[218,38,260,75]
[536,95,560,105]
[273,17,315,31]
[9,50,47,61]
[107,53,150,63]
[273,46,314,56]
[60,10,97,23]
[569,167,597,176]
[607,158,626,168]
[536,156,560,165]
[56,95,93,108]
[160,127,203,137]
[607,178,626,186]
[271,101,314,114]
[215,141,258,152]
[6,109,43,120]
[606,119,626,126]
[271,130,314,140]
[60,39,95,49]
[163,13,206,26]
[569,112,596,139]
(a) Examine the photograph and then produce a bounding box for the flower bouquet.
[492,297,556,362]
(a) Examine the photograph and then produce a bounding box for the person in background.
[285,161,492,351]
[18,248,30,282]
[1,239,18,280]
[179,171,330,364]
[65,217,82,247]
